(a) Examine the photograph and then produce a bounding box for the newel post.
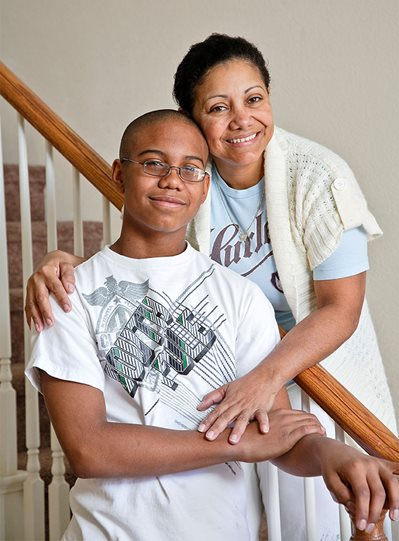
[348,509,388,541]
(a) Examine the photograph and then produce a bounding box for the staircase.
[4,163,103,493]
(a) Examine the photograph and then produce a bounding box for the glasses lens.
[143,160,169,176]
[180,166,204,182]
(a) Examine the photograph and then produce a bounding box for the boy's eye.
[145,160,165,168]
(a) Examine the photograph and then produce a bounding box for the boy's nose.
[158,167,183,189]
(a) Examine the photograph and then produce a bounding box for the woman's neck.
[212,155,265,189]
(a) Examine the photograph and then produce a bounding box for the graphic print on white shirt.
[82,264,236,428]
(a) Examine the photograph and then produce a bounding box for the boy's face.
[112,118,210,238]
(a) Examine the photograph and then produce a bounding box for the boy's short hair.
[119,109,207,159]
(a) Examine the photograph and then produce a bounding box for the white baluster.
[102,195,111,247]
[18,114,45,540]
[48,425,70,541]
[45,142,71,540]
[0,113,17,477]
[265,462,282,541]
[45,142,57,250]
[301,391,317,541]
[73,167,83,257]
[335,423,352,540]
[0,112,27,541]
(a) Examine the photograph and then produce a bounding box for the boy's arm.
[270,391,399,532]
[40,371,324,478]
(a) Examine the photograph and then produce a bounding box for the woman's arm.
[25,250,84,332]
[197,272,366,443]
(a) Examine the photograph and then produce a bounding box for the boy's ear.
[111,159,125,194]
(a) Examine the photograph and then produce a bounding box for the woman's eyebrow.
[204,85,265,103]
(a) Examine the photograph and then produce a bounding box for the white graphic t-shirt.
[26,244,279,541]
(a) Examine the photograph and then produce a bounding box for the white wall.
[1,0,398,421]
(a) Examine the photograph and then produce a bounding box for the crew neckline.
[99,242,193,269]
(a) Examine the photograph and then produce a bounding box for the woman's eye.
[209,104,227,113]
[248,95,262,104]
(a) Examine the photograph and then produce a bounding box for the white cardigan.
[187,127,397,433]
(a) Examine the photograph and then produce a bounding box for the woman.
[26,34,397,540]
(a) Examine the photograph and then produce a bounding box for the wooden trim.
[0,62,123,210]
[295,365,399,461]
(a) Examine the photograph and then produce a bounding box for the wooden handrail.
[0,62,123,210]
[1,61,398,463]
[295,365,399,460]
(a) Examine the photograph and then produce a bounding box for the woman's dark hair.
[173,33,271,115]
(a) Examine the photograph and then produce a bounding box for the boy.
[26,110,399,541]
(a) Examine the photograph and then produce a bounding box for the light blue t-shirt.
[210,166,368,331]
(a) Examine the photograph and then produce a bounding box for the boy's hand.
[319,441,399,533]
[197,368,281,444]
[25,250,83,332]
[238,408,326,463]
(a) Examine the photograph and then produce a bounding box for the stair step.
[4,164,45,222]
[7,220,103,289]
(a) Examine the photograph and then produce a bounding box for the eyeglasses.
[120,158,208,183]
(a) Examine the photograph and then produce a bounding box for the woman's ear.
[111,159,125,194]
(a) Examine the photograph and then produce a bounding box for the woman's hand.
[197,365,282,444]
[25,250,84,332]
[318,441,399,533]
[198,273,367,445]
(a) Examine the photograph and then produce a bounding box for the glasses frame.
[120,158,208,183]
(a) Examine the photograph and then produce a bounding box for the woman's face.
[192,59,274,181]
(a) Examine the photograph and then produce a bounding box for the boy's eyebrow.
[136,149,205,167]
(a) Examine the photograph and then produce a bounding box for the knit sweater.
[187,127,397,433]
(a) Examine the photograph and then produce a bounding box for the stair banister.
[0,61,123,210]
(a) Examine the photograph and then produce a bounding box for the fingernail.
[230,435,238,444]
[390,508,399,521]
[365,523,375,534]
[261,426,269,434]
[358,519,367,531]
[198,423,206,433]
[46,318,53,327]
[35,323,42,333]
[63,304,71,312]
[206,431,215,441]
[67,284,75,293]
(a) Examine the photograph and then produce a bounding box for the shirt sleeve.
[26,291,105,394]
[313,226,369,280]
[234,282,280,378]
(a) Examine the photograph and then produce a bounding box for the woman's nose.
[229,106,252,130]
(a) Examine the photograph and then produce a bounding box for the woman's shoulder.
[274,126,355,180]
